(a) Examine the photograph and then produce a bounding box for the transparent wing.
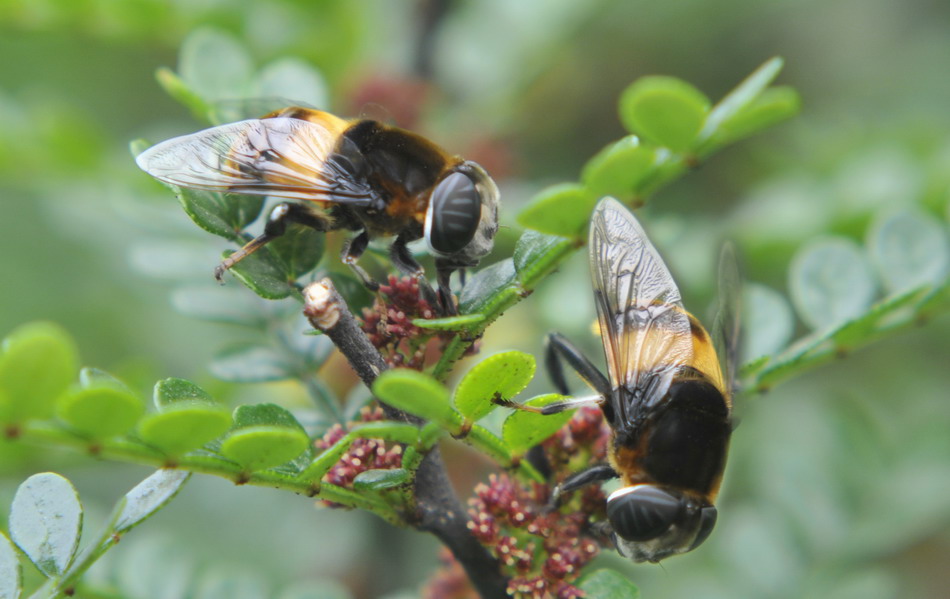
[712,242,741,401]
[135,115,374,204]
[588,198,694,425]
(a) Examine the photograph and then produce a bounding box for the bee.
[498,197,739,563]
[135,106,500,312]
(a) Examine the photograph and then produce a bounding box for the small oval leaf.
[57,385,144,438]
[454,351,536,421]
[225,248,296,300]
[220,426,310,471]
[517,183,598,237]
[700,56,785,141]
[9,473,82,578]
[0,531,21,599]
[513,230,574,288]
[352,468,410,492]
[267,225,325,280]
[502,394,574,454]
[372,369,459,426]
[254,57,329,108]
[0,321,79,424]
[742,283,794,362]
[619,76,709,152]
[232,403,307,430]
[113,470,191,534]
[868,210,949,293]
[178,27,253,102]
[458,259,519,315]
[789,237,877,331]
[581,136,657,197]
[153,378,213,409]
[578,568,641,598]
[712,86,801,145]
[138,406,233,455]
[176,189,264,242]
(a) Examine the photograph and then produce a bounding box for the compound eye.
[688,505,718,551]
[425,171,481,256]
[607,486,684,542]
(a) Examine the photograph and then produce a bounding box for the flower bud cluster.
[360,275,436,368]
[425,406,612,598]
[313,406,404,508]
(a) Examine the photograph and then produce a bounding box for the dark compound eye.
[688,505,718,551]
[425,171,482,256]
[607,486,685,542]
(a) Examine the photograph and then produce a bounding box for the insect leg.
[214,202,330,281]
[433,259,462,316]
[389,234,443,312]
[549,463,618,508]
[341,230,380,291]
[545,332,612,398]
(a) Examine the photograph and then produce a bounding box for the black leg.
[549,463,618,508]
[214,202,331,280]
[389,235,442,311]
[341,230,379,291]
[435,264,457,316]
[545,333,613,398]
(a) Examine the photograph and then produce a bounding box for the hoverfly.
[135,106,500,312]
[498,197,739,563]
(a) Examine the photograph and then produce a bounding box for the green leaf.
[868,210,949,293]
[155,67,212,123]
[223,403,310,470]
[226,248,296,300]
[578,568,640,598]
[502,394,573,454]
[268,225,325,280]
[153,378,213,410]
[712,86,800,146]
[581,136,657,197]
[789,237,877,330]
[352,468,410,492]
[517,183,598,237]
[210,344,295,383]
[0,531,21,599]
[232,403,308,430]
[742,283,794,362]
[138,406,232,455]
[372,369,460,427]
[178,27,253,103]
[57,369,144,437]
[112,470,191,534]
[9,473,82,578]
[412,313,485,331]
[220,426,310,471]
[700,56,785,141]
[454,351,536,421]
[619,76,710,152]
[176,188,265,243]
[458,259,519,315]
[0,321,79,424]
[512,230,575,288]
[254,57,329,108]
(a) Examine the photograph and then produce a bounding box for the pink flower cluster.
[360,275,437,369]
[424,406,612,597]
[313,406,404,508]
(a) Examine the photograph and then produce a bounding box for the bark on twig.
[303,278,508,599]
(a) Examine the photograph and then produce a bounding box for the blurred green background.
[2,0,949,597]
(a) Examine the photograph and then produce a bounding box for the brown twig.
[303,278,508,599]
